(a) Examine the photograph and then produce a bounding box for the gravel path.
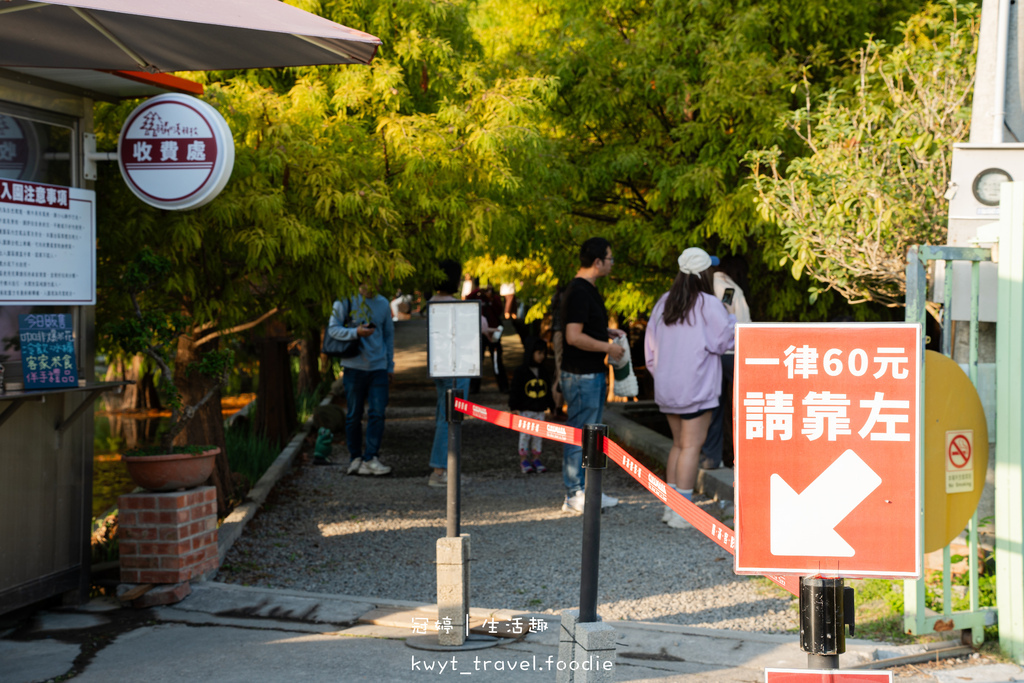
[219,405,798,633]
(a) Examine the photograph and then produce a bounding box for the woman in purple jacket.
[644,248,736,529]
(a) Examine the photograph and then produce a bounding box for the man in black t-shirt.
[558,237,626,514]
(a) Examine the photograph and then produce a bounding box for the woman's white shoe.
[666,510,691,529]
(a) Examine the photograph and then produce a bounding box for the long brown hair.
[662,270,714,325]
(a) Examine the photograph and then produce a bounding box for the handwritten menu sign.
[18,313,78,389]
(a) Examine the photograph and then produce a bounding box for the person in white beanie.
[644,247,735,529]
[701,257,751,469]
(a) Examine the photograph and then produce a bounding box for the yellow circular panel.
[923,350,989,553]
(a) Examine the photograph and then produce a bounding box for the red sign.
[0,179,70,209]
[118,94,234,211]
[764,669,892,683]
[734,324,921,578]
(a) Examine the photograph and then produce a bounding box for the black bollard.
[578,423,608,624]
[445,387,464,538]
[799,576,856,669]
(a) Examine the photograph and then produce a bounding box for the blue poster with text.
[18,313,78,390]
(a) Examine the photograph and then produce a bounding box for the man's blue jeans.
[431,377,471,470]
[560,371,606,495]
[343,368,390,461]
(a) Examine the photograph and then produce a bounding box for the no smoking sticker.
[945,430,974,494]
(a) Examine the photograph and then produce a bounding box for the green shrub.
[226,423,280,488]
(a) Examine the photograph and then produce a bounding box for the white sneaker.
[661,505,673,523]
[346,458,362,475]
[601,493,619,509]
[427,471,471,487]
[561,490,585,514]
[358,457,392,476]
[667,510,692,529]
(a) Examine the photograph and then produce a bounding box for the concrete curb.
[603,405,734,502]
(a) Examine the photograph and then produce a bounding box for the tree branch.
[161,377,226,448]
[194,307,281,347]
[570,209,619,224]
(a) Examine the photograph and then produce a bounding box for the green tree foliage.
[470,0,927,322]
[94,0,553,506]
[95,0,553,359]
[95,0,554,331]
[103,249,234,452]
[748,2,978,307]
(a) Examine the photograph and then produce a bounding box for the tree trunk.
[141,369,162,411]
[295,331,321,397]
[104,355,161,412]
[253,334,297,450]
[172,334,233,516]
[320,327,334,385]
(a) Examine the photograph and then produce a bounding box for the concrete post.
[557,609,617,683]
[436,534,470,646]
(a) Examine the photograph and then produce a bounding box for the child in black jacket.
[509,337,556,474]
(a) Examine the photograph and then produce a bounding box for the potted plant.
[120,445,220,492]
[105,249,234,493]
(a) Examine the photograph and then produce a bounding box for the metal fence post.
[579,423,608,624]
[445,387,463,539]
[903,245,929,638]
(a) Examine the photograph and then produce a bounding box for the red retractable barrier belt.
[453,397,799,596]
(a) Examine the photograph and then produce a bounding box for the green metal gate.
[904,244,995,646]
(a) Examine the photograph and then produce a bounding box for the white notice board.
[428,300,482,378]
[0,179,96,305]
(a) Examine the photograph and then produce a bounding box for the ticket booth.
[0,69,198,614]
[0,0,380,616]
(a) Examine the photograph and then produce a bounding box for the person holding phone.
[700,258,751,470]
[326,283,395,475]
[558,237,625,514]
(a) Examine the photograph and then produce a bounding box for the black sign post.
[799,577,856,669]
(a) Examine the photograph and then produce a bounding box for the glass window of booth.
[0,103,78,387]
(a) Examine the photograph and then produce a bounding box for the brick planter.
[118,486,219,585]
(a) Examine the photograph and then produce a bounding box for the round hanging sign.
[0,114,39,180]
[117,94,234,211]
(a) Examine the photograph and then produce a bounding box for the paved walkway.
[4,581,1018,683]
[1,319,1021,682]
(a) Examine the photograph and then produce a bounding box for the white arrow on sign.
[770,449,882,557]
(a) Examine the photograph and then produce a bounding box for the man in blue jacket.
[325,283,394,475]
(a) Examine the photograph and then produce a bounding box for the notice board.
[0,179,96,305]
